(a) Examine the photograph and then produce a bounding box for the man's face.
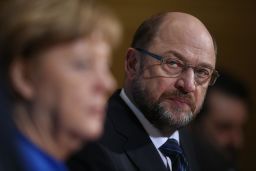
[24,36,116,141]
[130,18,216,135]
[202,90,248,161]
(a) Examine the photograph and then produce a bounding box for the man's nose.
[174,68,196,93]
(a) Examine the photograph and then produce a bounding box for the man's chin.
[153,115,193,135]
[160,101,195,118]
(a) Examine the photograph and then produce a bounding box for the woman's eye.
[71,59,92,71]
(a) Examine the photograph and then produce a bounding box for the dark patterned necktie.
[159,138,189,171]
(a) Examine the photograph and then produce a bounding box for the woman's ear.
[125,48,141,80]
[9,58,35,101]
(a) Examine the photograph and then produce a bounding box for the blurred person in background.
[189,71,251,171]
[0,0,121,170]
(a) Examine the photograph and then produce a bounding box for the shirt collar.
[120,88,179,149]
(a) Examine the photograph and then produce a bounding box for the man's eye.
[195,68,211,77]
[165,59,181,68]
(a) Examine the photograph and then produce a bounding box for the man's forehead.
[147,18,215,66]
[148,37,216,68]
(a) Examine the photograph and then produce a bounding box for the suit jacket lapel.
[124,134,167,171]
[108,90,167,171]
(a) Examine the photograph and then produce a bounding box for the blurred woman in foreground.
[0,0,121,170]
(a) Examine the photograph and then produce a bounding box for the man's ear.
[125,48,141,79]
[9,58,35,101]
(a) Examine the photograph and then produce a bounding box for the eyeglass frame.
[134,47,219,86]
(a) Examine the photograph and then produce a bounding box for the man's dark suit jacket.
[68,90,200,171]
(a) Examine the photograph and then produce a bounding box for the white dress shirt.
[120,89,179,171]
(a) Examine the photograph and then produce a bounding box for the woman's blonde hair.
[0,0,121,73]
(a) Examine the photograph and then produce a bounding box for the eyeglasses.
[135,47,219,86]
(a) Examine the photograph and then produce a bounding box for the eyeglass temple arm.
[135,48,164,62]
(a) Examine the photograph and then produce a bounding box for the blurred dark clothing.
[67,90,200,171]
[186,127,238,171]
[0,81,23,171]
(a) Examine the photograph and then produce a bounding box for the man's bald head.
[131,12,217,55]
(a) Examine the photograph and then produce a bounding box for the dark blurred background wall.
[105,0,256,170]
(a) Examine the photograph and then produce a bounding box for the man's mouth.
[164,96,196,112]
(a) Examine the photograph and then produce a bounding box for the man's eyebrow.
[164,50,188,61]
[197,63,214,70]
[165,50,214,69]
